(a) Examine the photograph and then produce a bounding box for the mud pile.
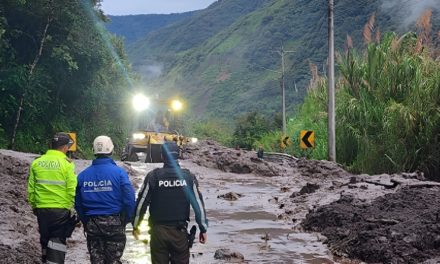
[1,144,438,264]
[0,152,40,263]
[302,186,440,264]
[184,140,353,179]
[295,158,351,178]
[184,140,286,176]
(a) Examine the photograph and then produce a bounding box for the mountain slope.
[106,13,195,45]
[128,0,270,67]
[124,0,440,119]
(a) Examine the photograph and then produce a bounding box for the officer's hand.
[199,232,207,244]
[133,228,141,240]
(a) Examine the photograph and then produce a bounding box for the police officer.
[27,132,77,264]
[132,141,208,264]
[75,135,135,264]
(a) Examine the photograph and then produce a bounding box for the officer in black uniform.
[132,141,208,264]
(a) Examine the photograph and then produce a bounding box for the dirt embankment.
[302,187,440,264]
[0,151,40,264]
[186,141,440,263]
[184,140,352,178]
[184,140,287,176]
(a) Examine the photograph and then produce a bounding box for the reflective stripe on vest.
[36,179,66,186]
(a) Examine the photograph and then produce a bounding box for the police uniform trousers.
[36,208,70,264]
[85,215,126,264]
[150,224,189,264]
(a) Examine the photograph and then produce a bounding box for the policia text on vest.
[158,179,187,187]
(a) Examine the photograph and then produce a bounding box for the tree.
[232,112,272,150]
[10,0,54,149]
[0,0,132,155]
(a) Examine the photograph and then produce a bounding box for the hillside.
[123,0,440,119]
[127,0,269,81]
[106,13,195,45]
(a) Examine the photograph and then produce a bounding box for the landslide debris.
[214,248,245,261]
[302,187,440,264]
[1,143,437,264]
[294,158,353,178]
[217,192,243,201]
[0,152,40,263]
[184,140,355,179]
[290,183,320,197]
[184,140,285,176]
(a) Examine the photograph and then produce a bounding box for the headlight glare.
[133,133,146,140]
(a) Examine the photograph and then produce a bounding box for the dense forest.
[0,0,133,156]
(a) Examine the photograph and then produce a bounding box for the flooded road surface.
[122,160,335,264]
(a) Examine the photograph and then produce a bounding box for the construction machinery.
[122,94,197,162]
[121,130,197,162]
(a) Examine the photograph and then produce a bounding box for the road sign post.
[67,132,77,152]
[300,130,315,149]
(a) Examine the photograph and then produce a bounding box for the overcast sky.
[100,0,217,15]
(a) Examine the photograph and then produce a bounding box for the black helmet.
[161,141,179,163]
[51,133,73,149]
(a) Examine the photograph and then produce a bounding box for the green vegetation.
[186,119,233,147]
[336,30,440,178]
[232,112,273,150]
[119,0,440,124]
[0,0,133,157]
[1,0,439,182]
[128,0,268,58]
[258,82,329,158]
[124,0,414,120]
[108,0,439,178]
[106,13,195,45]
[118,0,440,178]
[261,23,440,179]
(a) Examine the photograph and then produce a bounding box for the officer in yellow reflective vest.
[27,133,77,264]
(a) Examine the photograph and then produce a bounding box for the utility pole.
[328,0,336,161]
[277,46,295,136]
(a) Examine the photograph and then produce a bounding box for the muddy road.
[0,149,333,264]
[122,161,334,264]
[2,141,440,263]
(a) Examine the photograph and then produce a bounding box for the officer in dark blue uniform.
[75,135,136,264]
[133,141,208,264]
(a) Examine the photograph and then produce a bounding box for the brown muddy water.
[121,160,335,264]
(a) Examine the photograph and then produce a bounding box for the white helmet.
[93,135,114,155]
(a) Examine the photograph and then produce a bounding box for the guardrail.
[264,152,298,162]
